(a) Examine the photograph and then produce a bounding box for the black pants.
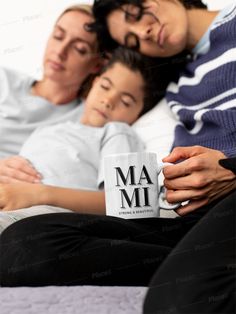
[0,192,235,312]
[143,190,236,314]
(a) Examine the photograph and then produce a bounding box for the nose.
[56,41,68,60]
[102,99,114,110]
[132,24,152,40]
[101,94,116,110]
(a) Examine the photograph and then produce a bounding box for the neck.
[186,9,219,50]
[31,79,80,105]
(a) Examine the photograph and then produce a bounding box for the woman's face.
[107,0,188,57]
[43,10,100,88]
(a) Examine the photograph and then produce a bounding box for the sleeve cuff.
[219,157,236,175]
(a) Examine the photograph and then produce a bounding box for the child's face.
[81,62,145,127]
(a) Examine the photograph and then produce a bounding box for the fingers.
[164,172,208,190]
[0,174,40,184]
[165,188,209,204]
[0,166,41,183]
[163,146,206,163]
[0,156,41,183]
[165,181,235,213]
[175,198,209,216]
[163,161,189,180]
[8,156,39,175]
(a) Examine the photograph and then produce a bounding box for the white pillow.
[132,98,177,162]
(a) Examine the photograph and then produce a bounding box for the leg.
[143,190,236,314]
[0,212,199,287]
[0,205,72,235]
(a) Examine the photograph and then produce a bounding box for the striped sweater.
[166,5,236,157]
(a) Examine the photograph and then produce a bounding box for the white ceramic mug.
[103,152,176,219]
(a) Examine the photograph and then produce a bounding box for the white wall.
[0,0,93,78]
[205,0,232,10]
[0,0,233,77]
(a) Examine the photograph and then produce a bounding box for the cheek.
[115,107,139,123]
[72,56,95,70]
[140,42,160,57]
[168,28,187,53]
[67,59,92,78]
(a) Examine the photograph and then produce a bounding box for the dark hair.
[101,46,186,116]
[91,0,207,53]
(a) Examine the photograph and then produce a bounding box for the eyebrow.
[54,25,94,50]
[102,77,137,103]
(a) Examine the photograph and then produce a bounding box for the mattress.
[0,285,147,314]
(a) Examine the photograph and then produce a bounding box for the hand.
[0,156,41,183]
[0,182,44,211]
[162,146,236,216]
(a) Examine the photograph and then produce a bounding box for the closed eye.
[121,100,131,107]
[74,46,89,55]
[100,84,110,90]
[53,35,63,40]
[100,77,112,90]
[121,94,135,107]
[52,27,64,41]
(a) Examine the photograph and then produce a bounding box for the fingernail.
[34,179,41,183]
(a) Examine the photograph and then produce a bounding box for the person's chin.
[44,69,64,82]
[89,117,107,128]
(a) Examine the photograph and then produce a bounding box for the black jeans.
[0,192,235,300]
[143,190,236,314]
[0,207,207,287]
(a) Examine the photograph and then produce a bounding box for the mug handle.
[157,162,181,210]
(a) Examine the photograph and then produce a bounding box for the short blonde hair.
[59,4,93,18]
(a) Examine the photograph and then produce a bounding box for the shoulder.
[103,121,135,136]
[212,4,236,30]
[102,122,144,151]
[0,67,34,89]
[0,66,29,80]
[103,122,142,143]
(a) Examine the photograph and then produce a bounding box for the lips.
[47,60,65,71]
[157,25,165,48]
[93,108,108,119]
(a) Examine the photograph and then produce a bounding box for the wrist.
[38,184,51,205]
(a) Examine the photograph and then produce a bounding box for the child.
[0,47,164,232]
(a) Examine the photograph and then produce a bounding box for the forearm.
[41,185,106,215]
[0,182,106,213]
